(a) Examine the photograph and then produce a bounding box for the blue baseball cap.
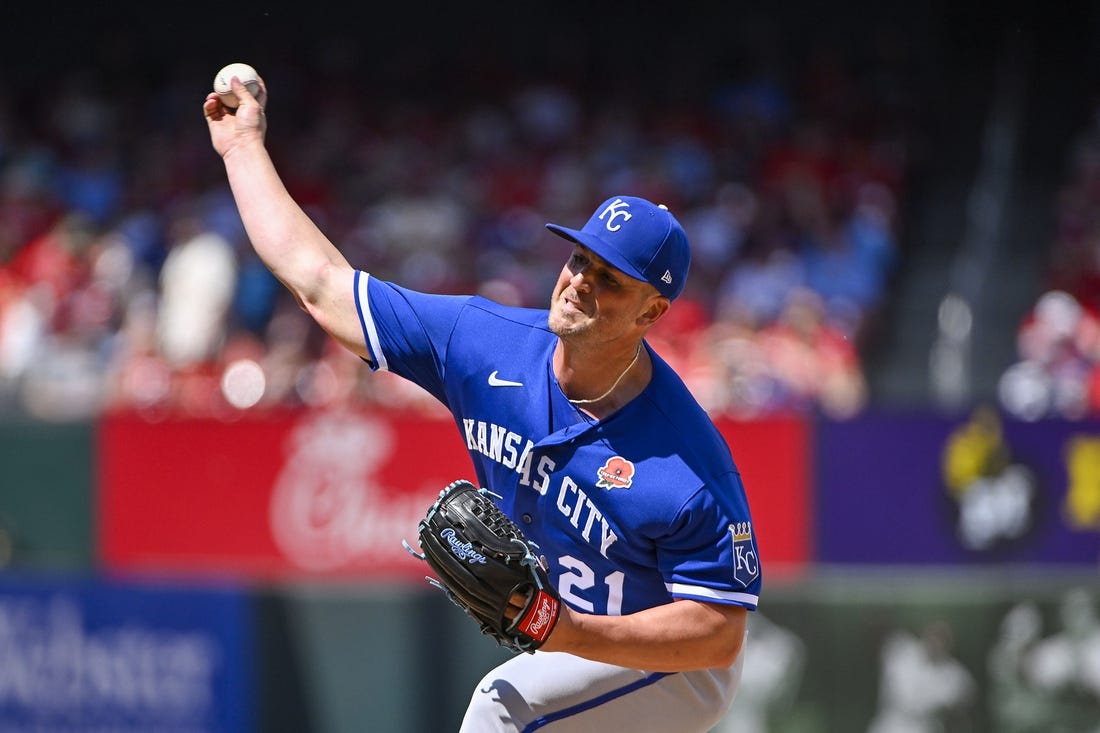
[545,195,691,301]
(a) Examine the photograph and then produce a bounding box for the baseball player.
[204,74,761,732]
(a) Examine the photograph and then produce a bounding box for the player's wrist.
[221,136,267,162]
[532,602,572,652]
[512,587,561,647]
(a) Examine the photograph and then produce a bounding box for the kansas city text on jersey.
[463,417,619,558]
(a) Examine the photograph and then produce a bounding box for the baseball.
[213,62,260,108]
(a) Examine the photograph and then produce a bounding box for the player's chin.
[548,308,589,338]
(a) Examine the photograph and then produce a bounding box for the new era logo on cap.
[545,196,691,300]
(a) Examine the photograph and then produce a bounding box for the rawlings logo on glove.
[403,480,561,652]
[441,528,488,564]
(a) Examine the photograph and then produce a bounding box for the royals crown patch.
[730,522,759,587]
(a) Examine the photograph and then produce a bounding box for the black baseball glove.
[404,480,561,653]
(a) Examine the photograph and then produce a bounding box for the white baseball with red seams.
[213,62,260,108]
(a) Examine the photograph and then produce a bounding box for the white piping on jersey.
[356,272,388,371]
[665,582,759,608]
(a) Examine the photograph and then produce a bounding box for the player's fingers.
[203,94,227,121]
[231,76,267,110]
[504,591,527,620]
[254,74,268,107]
[230,76,255,104]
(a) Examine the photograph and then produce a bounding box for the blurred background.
[2,1,1100,731]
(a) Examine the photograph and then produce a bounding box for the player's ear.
[638,295,670,327]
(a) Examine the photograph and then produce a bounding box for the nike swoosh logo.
[488,370,524,388]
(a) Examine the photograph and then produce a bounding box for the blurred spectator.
[988,602,1051,733]
[716,221,805,331]
[1027,589,1100,706]
[757,287,868,418]
[156,211,237,371]
[681,182,758,294]
[1004,100,1100,420]
[999,289,1100,420]
[866,620,976,733]
[987,588,1100,731]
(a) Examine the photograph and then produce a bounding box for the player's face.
[548,245,664,343]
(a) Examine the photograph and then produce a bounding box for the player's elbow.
[710,632,743,669]
[708,607,747,669]
[294,259,343,308]
[292,261,351,319]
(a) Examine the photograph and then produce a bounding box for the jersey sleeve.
[657,475,761,611]
[353,271,471,405]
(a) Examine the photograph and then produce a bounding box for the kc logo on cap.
[545,195,692,301]
[599,199,633,232]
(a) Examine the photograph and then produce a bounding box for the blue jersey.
[355,272,761,615]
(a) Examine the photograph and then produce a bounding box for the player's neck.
[554,340,650,416]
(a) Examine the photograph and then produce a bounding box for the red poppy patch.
[596,456,635,489]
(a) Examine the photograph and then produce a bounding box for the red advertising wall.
[98,409,810,581]
[715,415,811,574]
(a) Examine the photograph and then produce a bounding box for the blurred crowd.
[0,30,918,422]
[999,104,1100,420]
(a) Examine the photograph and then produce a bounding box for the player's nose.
[569,268,593,293]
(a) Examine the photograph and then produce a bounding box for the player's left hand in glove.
[403,480,561,653]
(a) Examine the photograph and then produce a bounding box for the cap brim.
[545,223,649,285]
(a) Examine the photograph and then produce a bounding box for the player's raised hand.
[203,74,268,159]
